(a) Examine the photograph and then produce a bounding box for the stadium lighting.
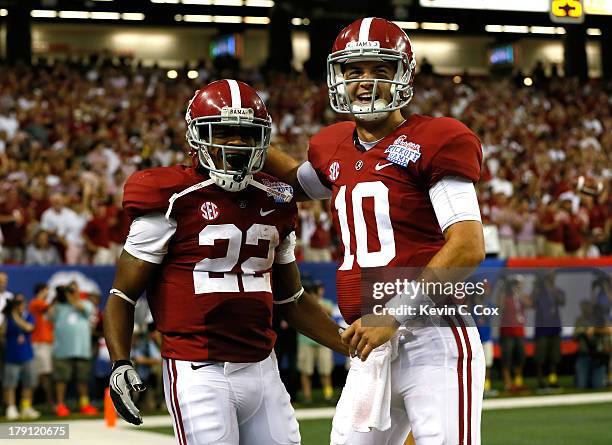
[181,14,213,22]
[555,27,566,34]
[58,11,90,19]
[244,16,271,24]
[523,77,533,87]
[151,0,180,3]
[212,0,242,5]
[453,75,462,84]
[587,28,602,36]
[291,17,310,25]
[394,21,419,29]
[245,0,275,6]
[167,70,178,79]
[485,25,529,33]
[0,8,7,16]
[504,25,529,33]
[187,70,199,79]
[90,12,120,19]
[421,22,448,30]
[122,13,145,20]
[530,26,556,34]
[214,15,242,23]
[31,10,58,18]
[181,0,213,4]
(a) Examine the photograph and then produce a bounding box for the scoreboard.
[419,0,612,15]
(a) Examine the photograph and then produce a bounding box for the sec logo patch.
[328,161,340,182]
[200,201,219,221]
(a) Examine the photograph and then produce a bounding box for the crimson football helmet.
[327,17,417,121]
[186,79,272,192]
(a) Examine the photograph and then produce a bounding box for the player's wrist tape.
[384,281,434,324]
[273,287,305,305]
[112,359,134,371]
[110,288,137,306]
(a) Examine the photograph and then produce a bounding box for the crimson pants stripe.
[444,315,465,445]
[168,359,187,445]
[166,360,183,445]
[456,316,473,445]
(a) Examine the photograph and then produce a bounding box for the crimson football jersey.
[123,165,297,362]
[308,115,482,324]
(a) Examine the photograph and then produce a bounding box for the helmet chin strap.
[210,170,252,192]
[352,98,391,122]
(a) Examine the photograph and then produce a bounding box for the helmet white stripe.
[358,17,374,42]
[226,79,242,108]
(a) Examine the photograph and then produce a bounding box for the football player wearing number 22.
[265,18,487,445]
[103,80,349,444]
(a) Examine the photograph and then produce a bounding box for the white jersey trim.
[429,176,482,233]
[124,212,177,264]
[297,161,332,200]
[274,231,297,264]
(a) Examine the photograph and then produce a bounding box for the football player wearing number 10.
[265,18,486,445]
[103,79,348,445]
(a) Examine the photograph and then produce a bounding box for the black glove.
[109,360,146,425]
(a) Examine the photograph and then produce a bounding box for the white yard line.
[13,391,612,444]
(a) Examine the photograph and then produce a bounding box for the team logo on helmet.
[200,201,220,221]
[328,161,341,182]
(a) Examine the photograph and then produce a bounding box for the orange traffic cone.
[104,388,117,428]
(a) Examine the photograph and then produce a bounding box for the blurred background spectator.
[297,281,335,403]
[49,283,98,417]
[131,324,163,412]
[0,272,14,375]
[532,272,565,390]
[497,276,533,391]
[298,201,333,262]
[25,230,62,265]
[1,293,39,420]
[574,300,611,389]
[28,283,55,409]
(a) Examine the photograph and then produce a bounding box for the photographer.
[49,283,98,417]
[2,293,39,420]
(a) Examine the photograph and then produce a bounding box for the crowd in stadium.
[0,56,610,264]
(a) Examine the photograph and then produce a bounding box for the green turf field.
[142,401,612,444]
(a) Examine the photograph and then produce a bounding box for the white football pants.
[163,353,301,445]
[332,316,486,445]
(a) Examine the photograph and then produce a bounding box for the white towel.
[338,336,399,434]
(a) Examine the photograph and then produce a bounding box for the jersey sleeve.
[304,121,355,194]
[123,168,185,220]
[275,200,298,264]
[123,212,177,264]
[422,118,483,188]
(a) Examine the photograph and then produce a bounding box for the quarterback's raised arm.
[264,146,309,201]
[264,146,334,202]
[273,261,349,356]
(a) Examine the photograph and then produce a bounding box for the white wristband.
[384,281,433,324]
[110,288,137,306]
[274,287,305,305]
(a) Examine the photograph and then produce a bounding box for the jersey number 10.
[335,181,396,269]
